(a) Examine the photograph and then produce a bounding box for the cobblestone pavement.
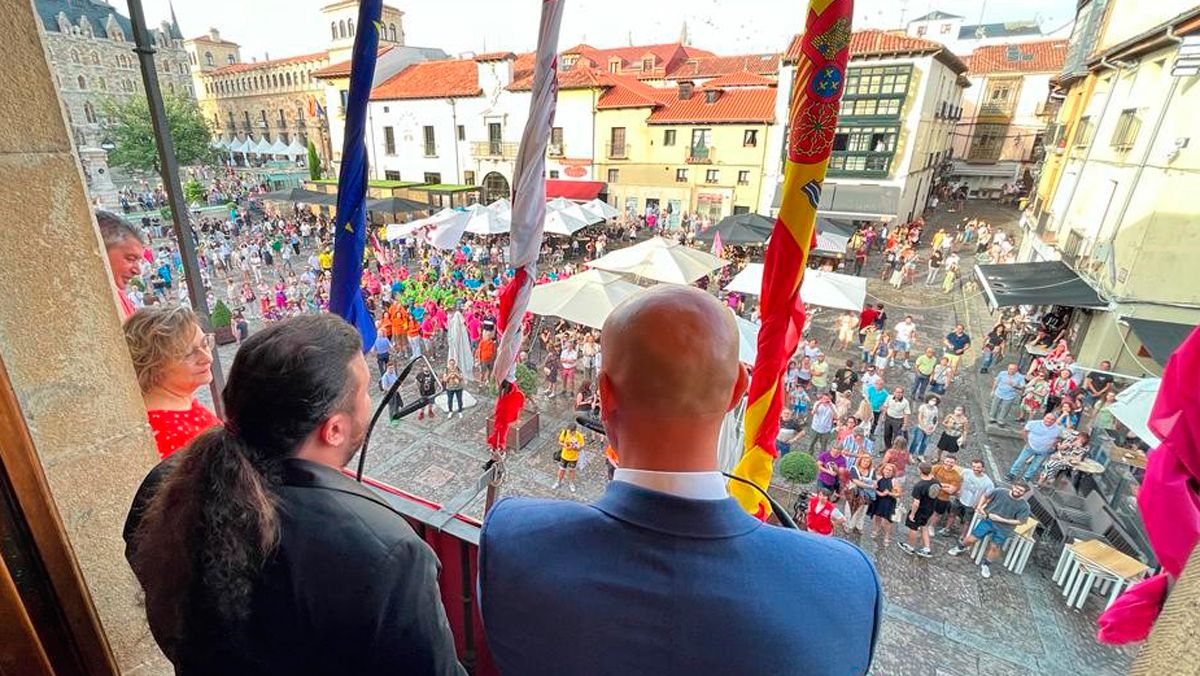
[203,200,1134,674]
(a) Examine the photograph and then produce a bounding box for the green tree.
[103,94,215,172]
[183,178,206,205]
[307,140,322,181]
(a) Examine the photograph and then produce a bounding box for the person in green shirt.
[910,347,938,399]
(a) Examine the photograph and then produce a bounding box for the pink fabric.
[1098,326,1200,644]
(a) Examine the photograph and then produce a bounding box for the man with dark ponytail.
[124,315,464,675]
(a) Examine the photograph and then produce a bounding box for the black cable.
[355,354,440,482]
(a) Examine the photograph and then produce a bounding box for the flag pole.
[729,0,855,518]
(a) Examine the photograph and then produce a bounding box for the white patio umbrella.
[1107,377,1161,448]
[487,197,512,217]
[724,265,867,312]
[580,198,619,222]
[543,208,591,236]
[385,221,422,241]
[527,269,644,329]
[734,313,760,365]
[548,196,600,225]
[587,236,727,284]
[464,202,511,235]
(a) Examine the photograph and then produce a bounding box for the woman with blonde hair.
[124,305,220,458]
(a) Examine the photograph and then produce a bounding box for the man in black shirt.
[833,359,859,401]
[899,462,939,558]
[416,364,438,420]
[1082,360,1114,408]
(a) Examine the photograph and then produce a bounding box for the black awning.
[1124,317,1197,364]
[974,261,1107,310]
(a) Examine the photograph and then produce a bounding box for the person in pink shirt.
[98,211,146,321]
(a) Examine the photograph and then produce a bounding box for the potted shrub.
[778,451,818,525]
[210,300,236,345]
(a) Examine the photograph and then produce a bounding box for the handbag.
[553,449,562,462]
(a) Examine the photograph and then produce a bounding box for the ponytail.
[133,427,279,652]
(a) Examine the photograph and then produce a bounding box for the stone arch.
[482,172,510,203]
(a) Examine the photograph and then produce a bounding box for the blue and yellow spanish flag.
[329,0,383,350]
[729,0,854,518]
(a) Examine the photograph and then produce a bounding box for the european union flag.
[329,0,382,351]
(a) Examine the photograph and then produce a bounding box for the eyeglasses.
[185,334,216,363]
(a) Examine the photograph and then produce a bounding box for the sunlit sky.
[144,0,1077,60]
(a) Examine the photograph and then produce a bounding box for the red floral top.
[147,399,221,459]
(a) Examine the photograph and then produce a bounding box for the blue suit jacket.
[480,481,882,675]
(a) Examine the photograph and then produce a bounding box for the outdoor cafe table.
[1070,458,1108,493]
[1056,539,1149,610]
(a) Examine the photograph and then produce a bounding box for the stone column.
[0,4,165,673]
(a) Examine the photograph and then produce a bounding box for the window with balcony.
[967,123,1006,162]
[663,129,676,146]
[1110,108,1140,149]
[981,78,1019,116]
[829,124,899,176]
[689,129,712,163]
[607,168,619,183]
[838,65,910,122]
[675,168,688,182]
[1073,116,1095,147]
[743,130,758,147]
[383,126,396,155]
[549,127,564,157]
[705,169,719,184]
[608,128,627,159]
[737,170,750,185]
[423,126,436,157]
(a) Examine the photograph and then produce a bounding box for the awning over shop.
[771,182,901,220]
[545,179,605,201]
[974,261,1107,310]
[1124,317,1198,364]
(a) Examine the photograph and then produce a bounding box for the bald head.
[602,285,740,417]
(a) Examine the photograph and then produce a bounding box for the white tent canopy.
[580,198,619,222]
[724,265,868,312]
[251,138,272,155]
[527,269,644,330]
[286,138,308,157]
[588,236,728,284]
[1107,377,1161,448]
[268,138,290,155]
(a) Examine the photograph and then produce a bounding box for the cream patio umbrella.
[547,196,600,225]
[527,269,644,330]
[587,236,728,284]
[543,207,591,236]
[724,264,867,312]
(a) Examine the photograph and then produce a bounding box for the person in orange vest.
[475,333,496,384]
[405,308,422,358]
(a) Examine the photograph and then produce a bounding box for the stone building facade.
[188,1,407,167]
[34,0,194,206]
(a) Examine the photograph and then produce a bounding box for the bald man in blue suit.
[480,286,882,675]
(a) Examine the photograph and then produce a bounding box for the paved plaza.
[201,201,1135,675]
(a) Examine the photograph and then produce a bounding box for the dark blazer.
[124,456,465,676]
[480,481,882,676]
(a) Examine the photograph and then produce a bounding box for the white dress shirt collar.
[612,468,728,501]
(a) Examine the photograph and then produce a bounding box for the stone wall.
[1,3,166,673]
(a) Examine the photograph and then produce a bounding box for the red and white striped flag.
[488,0,564,450]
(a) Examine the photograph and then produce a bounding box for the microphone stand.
[574,415,799,530]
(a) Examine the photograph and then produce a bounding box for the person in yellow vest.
[555,423,585,493]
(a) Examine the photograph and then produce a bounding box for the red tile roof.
[208,51,328,76]
[699,71,777,89]
[562,42,715,80]
[647,88,776,124]
[964,40,1068,74]
[311,46,394,80]
[508,57,617,91]
[666,54,780,80]
[785,29,967,73]
[370,59,481,100]
[473,51,516,62]
[596,75,676,109]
